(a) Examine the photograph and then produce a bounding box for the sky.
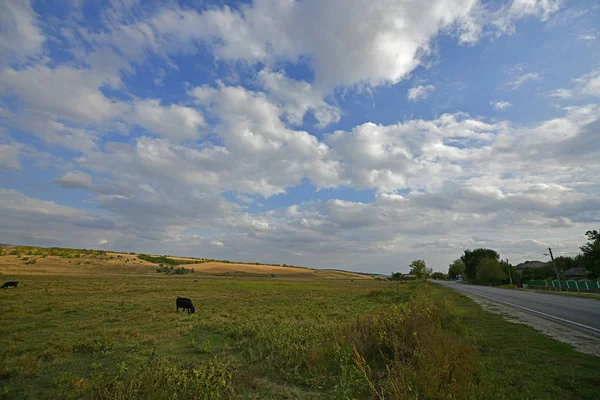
[1,0,599,274]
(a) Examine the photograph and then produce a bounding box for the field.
[1,248,599,399]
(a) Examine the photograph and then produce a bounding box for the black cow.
[176,297,195,314]
[1,281,18,289]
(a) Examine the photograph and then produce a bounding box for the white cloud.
[490,100,512,111]
[0,0,45,66]
[0,189,115,229]
[506,72,541,90]
[326,113,501,192]
[258,70,340,127]
[130,99,206,142]
[2,0,598,273]
[577,34,596,41]
[493,0,561,36]
[81,0,553,92]
[407,85,435,102]
[0,143,22,170]
[578,70,600,97]
[548,88,572,99]
[0,65,125,124]
[55,171,94,190]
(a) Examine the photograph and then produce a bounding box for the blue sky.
[1,0,599,273]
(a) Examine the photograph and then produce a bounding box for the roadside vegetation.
[2,251,599,399]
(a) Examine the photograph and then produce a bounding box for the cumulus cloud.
[130,100,206,142]
[74,0,560,93]
[258,70,341,127]
[490,100,512,111]
[0,65,125,124]
[407,85,435,102]
[1,0,598,273]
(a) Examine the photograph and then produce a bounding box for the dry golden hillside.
[0,247,370,279]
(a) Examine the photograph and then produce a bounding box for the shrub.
[138,254,178,265]
[155,265,194,275]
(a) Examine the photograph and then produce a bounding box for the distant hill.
[515,260,550,270]
[0,244,369,279]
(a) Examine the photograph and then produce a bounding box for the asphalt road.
[434,281,600,336]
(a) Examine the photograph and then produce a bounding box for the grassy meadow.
[1,248,599,399]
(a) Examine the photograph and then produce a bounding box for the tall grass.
[230,284,480,399]
[57,353,233,399]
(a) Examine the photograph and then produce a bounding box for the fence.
[525,280,600,293]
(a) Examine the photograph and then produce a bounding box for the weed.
[72,337,114,355]
[58,355,233,399]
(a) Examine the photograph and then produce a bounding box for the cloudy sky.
[1,0,599,273]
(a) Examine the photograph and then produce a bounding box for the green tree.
[409,259,432,279]
[448,259,466,279]
[477,258,507,286]
[580,230,600,277]
[460,248,500,281]
[431,272,447,280]
[553,256,576,272]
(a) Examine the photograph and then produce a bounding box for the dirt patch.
[464,293,600,356]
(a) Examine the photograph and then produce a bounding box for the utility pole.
[548,247,561,291]
[506,259,513,285]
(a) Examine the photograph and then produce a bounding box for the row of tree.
[390,229,599,285]
[447,229,600,285]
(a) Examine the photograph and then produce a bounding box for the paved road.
[434,281,600,336]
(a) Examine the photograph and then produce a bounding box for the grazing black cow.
[176,297,195,314]
[1,281,18,289]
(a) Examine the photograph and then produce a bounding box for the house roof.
[562,267,590,277]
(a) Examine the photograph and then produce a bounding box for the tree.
[431,272,447,280]
[553,256,575,272]
[448,259,466,279]
[580,230,600,278]
[409,259,432,279]
[460,248,500,281]
[477,258,507,286]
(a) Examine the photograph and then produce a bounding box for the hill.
[0,245,369,279]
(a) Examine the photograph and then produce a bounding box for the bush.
[155,265,194,275]
[138,254,178,265]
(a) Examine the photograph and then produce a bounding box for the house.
[562,267,590,280]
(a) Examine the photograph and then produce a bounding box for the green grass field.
[1,252,599,399]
